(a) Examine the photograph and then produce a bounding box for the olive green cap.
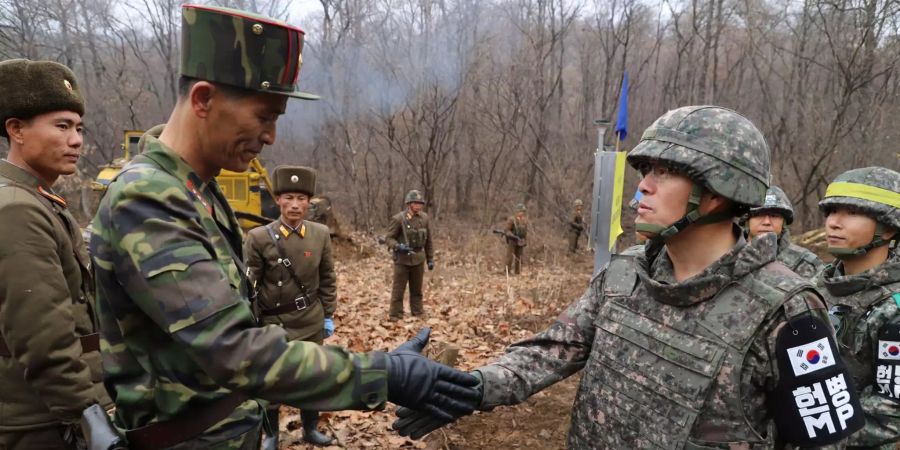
[0,59,85,138]
[515,203,527,212]
[273,165,316,196]
[181,4,318,100]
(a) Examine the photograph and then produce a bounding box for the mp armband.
[874,321,900,401]
[772,314,864,446]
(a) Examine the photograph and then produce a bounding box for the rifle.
[492,229,524,246]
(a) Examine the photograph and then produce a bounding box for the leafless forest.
[1,0,898,232]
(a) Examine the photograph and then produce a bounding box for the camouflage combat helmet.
[818,167,900,257]
[748,185,793,225]
[181,4,318,100]
[627,105,770,240]
[574,199,584,207]
[515,203,527,212]
[405,190,425,204]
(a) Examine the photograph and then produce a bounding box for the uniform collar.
[822,252,900,297]
[637,226,777,306]
[0,160,67,207]
[1,159,44,189]
[139,133,210,192]
[278,219,306,239]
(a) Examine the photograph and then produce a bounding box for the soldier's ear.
[188,81,215,119]
[5,118,27,145]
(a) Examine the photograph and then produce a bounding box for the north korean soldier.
[89,6,480,449]
[394,106,864,449]
[384,190,434,320]
[244,166,337,447]
[745,185,824,278]
[567,199,585,254]
[815,167,900,448]
[504,204,528,274]
[0,59,111,450]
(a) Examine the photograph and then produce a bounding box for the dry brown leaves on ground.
[279,229,594,449]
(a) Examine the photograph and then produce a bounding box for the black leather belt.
[260,295,318,316]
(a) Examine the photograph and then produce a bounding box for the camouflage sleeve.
[107,176,386,411]
[0,199,97,421]
[243,228,264,284]
[846,300,900,447]
[744,291,839,444]
[384,215,401,250]
[475,282,600,408]
[425,218,434,260]
[318,233,337,318]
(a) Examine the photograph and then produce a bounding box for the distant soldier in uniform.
[815,167,900,448]
[504,204,528,274]
[0,59,111,450]
[745,185,824,278]
[384,190,434,320]
[89,6,480,449]
[395,106,863,448]
[244,166,336,447]
[567,199,585,254]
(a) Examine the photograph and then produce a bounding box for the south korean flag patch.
[773,314,864,447]
[786,337,836,376]
[874,322,900,402]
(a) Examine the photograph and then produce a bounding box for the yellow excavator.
[91,130,278,230]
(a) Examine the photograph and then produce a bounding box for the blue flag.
[615,71,628,141]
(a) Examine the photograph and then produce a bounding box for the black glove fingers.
[428,392,476,417]
[436,365,480,387]
[433,379,483,402]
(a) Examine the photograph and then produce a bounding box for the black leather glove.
[385,328,481,421]
[393,370,484,439]
[392,405,455,439]
[427,260,434,271]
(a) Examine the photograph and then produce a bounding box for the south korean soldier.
[393,105,865,449]
[816,167,900,448]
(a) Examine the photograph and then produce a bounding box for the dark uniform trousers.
[505,242,524,275]
[390,262,425,317]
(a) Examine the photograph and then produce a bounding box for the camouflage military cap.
[515,203,527,212]
[273,165,316,196]
[574,199,584,207]
[181,4,318,100]
[0,59,85,137]
[819,167,900,231]
[749,185,793,224]
[405,190,425,204]
[627,105,770,207]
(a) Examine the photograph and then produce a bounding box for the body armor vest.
[568,253,807,449]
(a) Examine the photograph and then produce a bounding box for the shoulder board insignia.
[37,186,67,208]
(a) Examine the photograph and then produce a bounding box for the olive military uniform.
[567,200,585,254]
[246,220,335,342]
[504,207,527,275]
[385,191,434,319]
[244,166,337,447]
[0,162,111,449]
[0,59,110,449]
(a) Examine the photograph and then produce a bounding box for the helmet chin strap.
[635,184,734,241]
[828,223,893,258]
